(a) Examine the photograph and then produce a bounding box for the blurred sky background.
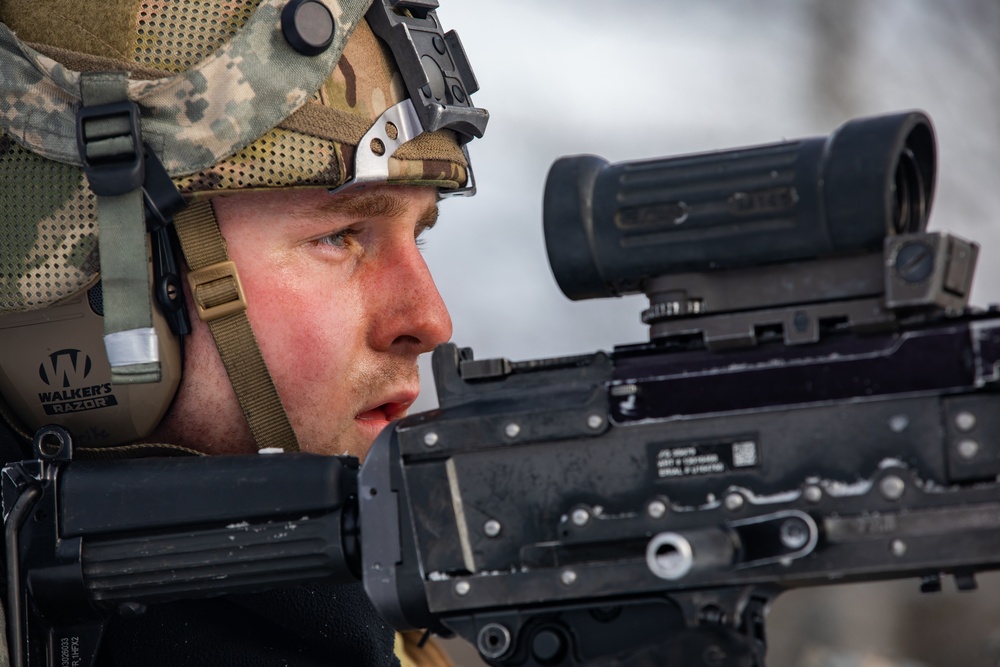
[415,2,1000,665]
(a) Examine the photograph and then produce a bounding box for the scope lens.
[892,148,926,235]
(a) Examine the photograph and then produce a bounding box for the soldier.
[0,0,487,664]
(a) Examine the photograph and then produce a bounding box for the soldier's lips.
[355,395,417,439]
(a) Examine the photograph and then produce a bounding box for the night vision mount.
[367,0,489,143]
[334,0,489,196]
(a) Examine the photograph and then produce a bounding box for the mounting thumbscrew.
[894,242,935,283]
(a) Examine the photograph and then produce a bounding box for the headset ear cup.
[0,273,182,449]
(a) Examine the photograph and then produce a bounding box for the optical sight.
[544,111,936,302]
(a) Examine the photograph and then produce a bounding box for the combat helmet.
[0,0,488,453]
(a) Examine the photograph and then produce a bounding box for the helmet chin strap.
[172,201,300,453]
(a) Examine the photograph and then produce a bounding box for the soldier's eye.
[316,228,361,249]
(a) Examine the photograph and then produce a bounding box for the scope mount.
[641,231,978,350]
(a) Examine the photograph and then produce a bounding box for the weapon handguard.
[2,428,361,667]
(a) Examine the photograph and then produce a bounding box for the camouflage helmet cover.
[0,0,475,315]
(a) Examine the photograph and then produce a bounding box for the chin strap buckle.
[187,261,248,323]
[173,201,299,452]
[76,99,144,197]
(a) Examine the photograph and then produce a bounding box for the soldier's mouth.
[354,393,418,438]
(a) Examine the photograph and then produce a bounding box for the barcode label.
[649,437,760,481]
[732,440,758,468]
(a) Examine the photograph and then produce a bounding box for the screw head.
[454,580,471,596]
[779,519,810,550]
[587,414,605,430]
[955,411,977,433]
[504,423,521,439]
[647,500,667,519]
[484,520,501,537]
[888,415,910,433]
[957,438,980,460]
[571,508,590,527]
[560,569,577,586]
[880,475,906,500]
[895,241,935,283]
[423,432,439,447]
[724,493,745,512]
[891,539,907,557]
[804,486,822,503]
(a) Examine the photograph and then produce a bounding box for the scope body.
[544,111,936,300]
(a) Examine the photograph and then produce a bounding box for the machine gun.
[5,110,999,667]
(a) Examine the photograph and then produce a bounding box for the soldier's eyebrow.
[323,190,410,220]
[305,189,439,233]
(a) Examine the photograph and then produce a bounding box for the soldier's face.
[148,185,452,458]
